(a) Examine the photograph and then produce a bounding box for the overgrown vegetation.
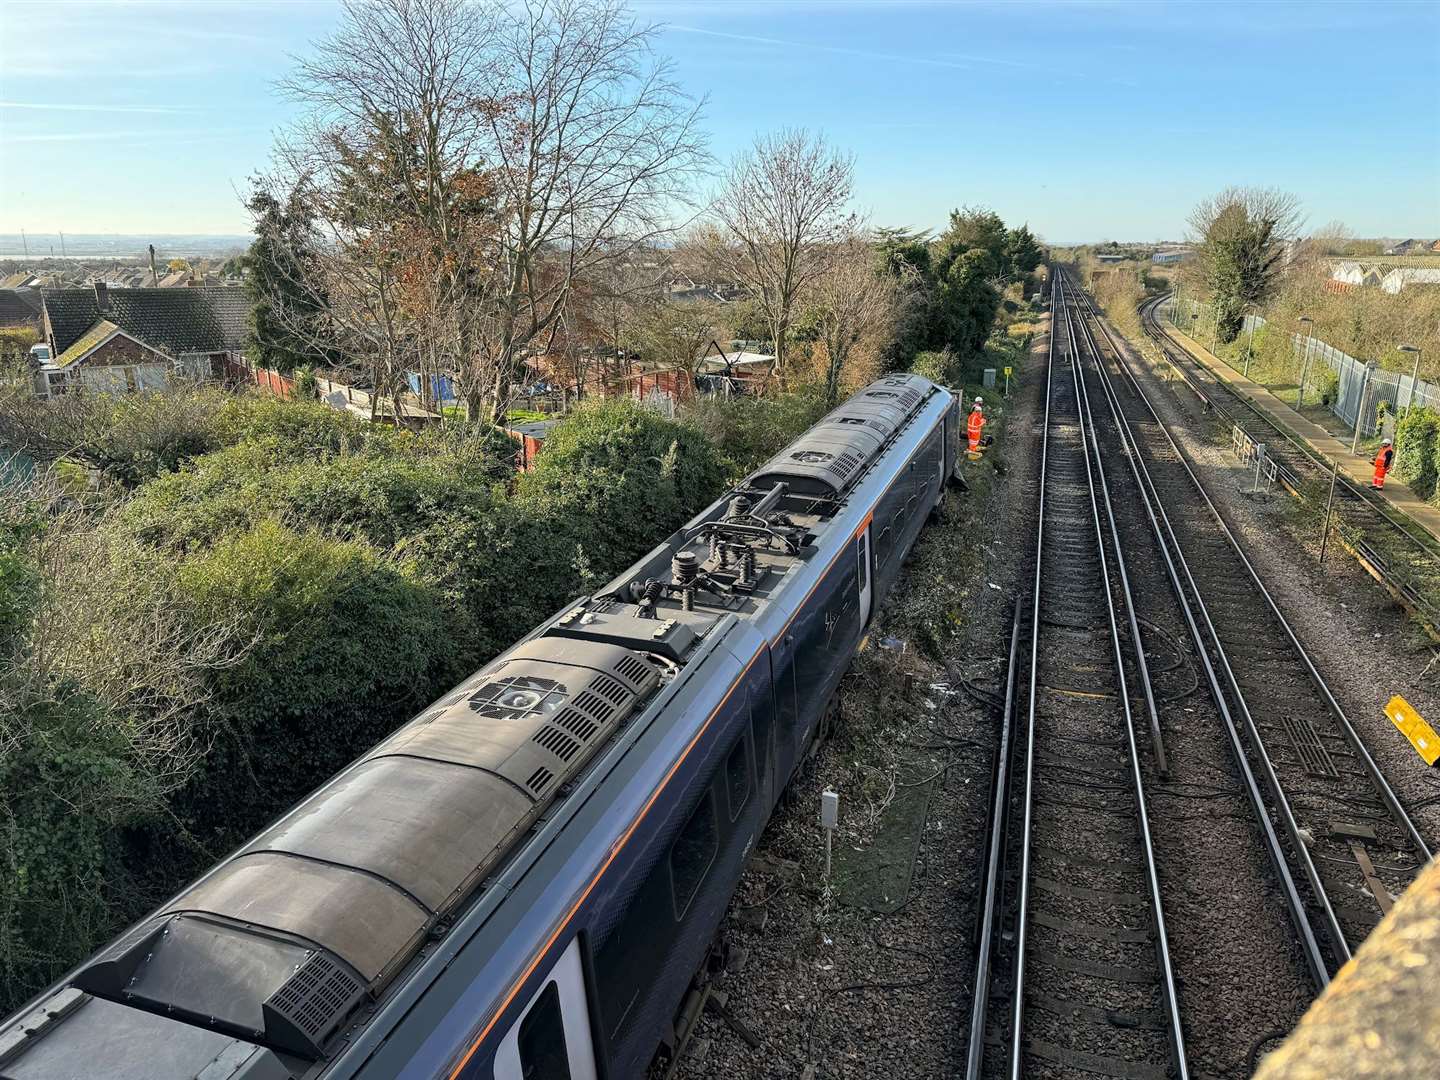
[0,390,733,1010]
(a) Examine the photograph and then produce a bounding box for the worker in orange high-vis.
[1371,438,1395,490]
[967,396,986,453]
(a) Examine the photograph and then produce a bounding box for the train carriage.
[0,374,960,1080]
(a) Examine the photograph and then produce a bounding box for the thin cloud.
[6,128,256,144]
[670,24,1130,83]
[669,24,978,71]
[1,101,192,115]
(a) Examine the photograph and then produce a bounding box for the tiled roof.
[0,289,42,324]
[52,320,123,368]
[42,286,248,357]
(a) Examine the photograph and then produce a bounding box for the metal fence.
[1167,301,1438,439]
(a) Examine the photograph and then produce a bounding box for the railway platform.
[1162,323,1440,545]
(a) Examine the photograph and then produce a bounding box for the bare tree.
[704,129,856,385]
[807,231,899,406]
[264,0,706,424]
[631,297,722,388]
[473,0,707,422]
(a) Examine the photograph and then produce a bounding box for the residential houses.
[1151,249,1193,265]
[33,282,247,396]
[1383,239,1437,256]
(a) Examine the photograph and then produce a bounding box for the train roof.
[0,374,945,1080]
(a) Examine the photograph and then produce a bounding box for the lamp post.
[1399,344,1423,421]
[1396,344,1422,470]
[1296,315,1314,410]
[1243,311,1257,378]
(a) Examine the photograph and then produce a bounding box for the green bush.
[163,521,464,857]
[2,393,742,1006]
[1,683,143,1008]
[911,350,961,387]
[1395,406,1440,498]
[683,391,829,479]
[521,400,728,576]
[1317,369,1340,408]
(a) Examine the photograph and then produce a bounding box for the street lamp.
[1296,315,1314,410]
[1399,344,1423,422]
[1243,310,1257,378]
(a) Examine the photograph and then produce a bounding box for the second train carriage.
[0,374,961,1080]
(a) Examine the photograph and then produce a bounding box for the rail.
[1139,294,1440,630]
[1076,278,1431,972]
[967,272,1188,1080]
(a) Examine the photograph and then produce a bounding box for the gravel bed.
[1102,310,1440,852]
[1077,337,1316,1078]
[662,326,1050,1080]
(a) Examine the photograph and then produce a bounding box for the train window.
[670,793,718,919]
[856,533,869,592]
[725,732,751,821]
[518,982,571,1080]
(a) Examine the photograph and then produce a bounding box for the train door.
[492,938,598,1080]
[857,525,873,627]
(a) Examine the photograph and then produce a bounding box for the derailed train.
[0,374,961,1080]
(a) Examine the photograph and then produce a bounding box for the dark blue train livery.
[0,374,961,1080]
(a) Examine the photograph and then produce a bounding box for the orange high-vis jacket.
[1375,446,1394,473]
[968,409,985,442]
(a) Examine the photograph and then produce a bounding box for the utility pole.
[59,230,66,257]
[1244,311,1257,378]
[20,228,28,257]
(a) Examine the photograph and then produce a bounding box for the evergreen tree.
[1004,224,1043,276]
[241,183,332,374]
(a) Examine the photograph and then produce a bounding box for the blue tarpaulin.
[407,372,457,403]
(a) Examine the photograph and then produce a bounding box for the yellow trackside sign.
[1387,696,1440,766]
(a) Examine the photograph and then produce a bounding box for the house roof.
[52,320,173,369]
[42,285,247,357]
[0,288,41,323]
[1,272,39,289]
[51,320,122,367]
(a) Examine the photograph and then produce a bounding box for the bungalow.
[34,282,247,397]
[1151,249,1193,265]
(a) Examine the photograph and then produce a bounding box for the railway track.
[967,274,1187,1080]
[1075,278,1432,972]
[1137,295,1440,629]
[968,270,1432,1078]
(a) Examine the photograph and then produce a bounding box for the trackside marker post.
[820,790,839,880]
[1387,696,1440,766]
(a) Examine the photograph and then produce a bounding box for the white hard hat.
[1383,438,1393,445]
[974,396,983,404]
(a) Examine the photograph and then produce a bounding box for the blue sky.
[2,0,1437,242]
